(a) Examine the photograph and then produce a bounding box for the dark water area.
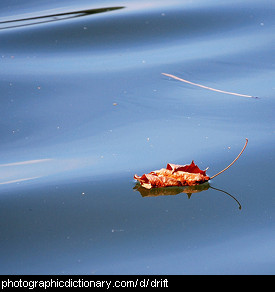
[0,0,274,274]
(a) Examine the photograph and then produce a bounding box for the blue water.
[0,0,274,274]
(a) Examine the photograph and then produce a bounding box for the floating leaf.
[134,161,209,189]
[134,139,248,189]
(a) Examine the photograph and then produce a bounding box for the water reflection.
[0,157,96,187]
[0,6,125,30]
[134,182,242,210]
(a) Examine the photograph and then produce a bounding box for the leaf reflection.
[133,182,242,210]
[0,6,125,30]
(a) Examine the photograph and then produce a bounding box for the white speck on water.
[111,229,124,232]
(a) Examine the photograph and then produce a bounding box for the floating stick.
[210,138,248,179]
[162,73,256,98]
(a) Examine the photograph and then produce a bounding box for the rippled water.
[0,0,274,274]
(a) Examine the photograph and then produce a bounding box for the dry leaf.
[134,139,248,189]
[134,161,209,189]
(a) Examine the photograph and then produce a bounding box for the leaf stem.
[210,138,248,180]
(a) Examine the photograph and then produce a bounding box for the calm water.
[0,0,274,274]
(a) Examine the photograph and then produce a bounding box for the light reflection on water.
[0,0,274,274]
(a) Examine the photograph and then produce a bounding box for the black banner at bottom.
[1,275,178,290]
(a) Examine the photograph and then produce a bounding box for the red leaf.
[134,139,248,189]
[134,161,210,189]
[166,161,207,176]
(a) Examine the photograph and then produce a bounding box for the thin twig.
[162,73,257,98]
[210,138,248,179]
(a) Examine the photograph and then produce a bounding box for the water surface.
[0,0,274,274]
